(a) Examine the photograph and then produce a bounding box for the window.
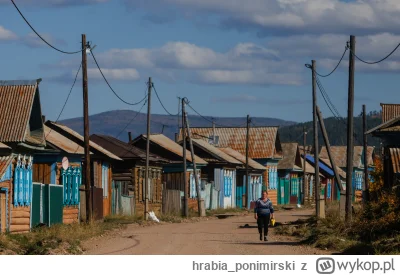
[102,163,109,198]
[13,156,33,207]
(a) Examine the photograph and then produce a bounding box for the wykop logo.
[316,258,335,274]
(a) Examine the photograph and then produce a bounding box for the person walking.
[254,190,274,241]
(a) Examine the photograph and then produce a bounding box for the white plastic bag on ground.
[148,211,160,222]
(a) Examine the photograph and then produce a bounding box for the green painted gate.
[278,178,290,205]
[31,183,63,227]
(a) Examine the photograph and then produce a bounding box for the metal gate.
[112,181,135,216]
[31,183,63,227]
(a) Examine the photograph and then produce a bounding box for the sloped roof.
[366,115,400,135]
[44,125,85,154]
[219,147,266,170]
[0,79,45,146]
[90,134,169,163]
[381,103,400,123]
[134,134,207,165]
[182,138,242,165]
[319,146,374,168]
[0,142,11,150]
[320,158,347,179]
[278,142,299,170]
[389,148,400,174]
[0,155,14,180]
[178,126,282,159]
[45,121,121,161]
[304,154,333,177]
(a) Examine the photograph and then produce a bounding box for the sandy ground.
[82,209,334,255]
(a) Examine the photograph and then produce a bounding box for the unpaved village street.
[82,209,334,255]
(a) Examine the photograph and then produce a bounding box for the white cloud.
[0,26,18,40]
[125,0,400,36]
[21,33,67,48]
[86,68,140,81]
[0,0,109,7]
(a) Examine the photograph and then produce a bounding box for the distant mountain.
[59,110,384,148]
[59,110,297,142]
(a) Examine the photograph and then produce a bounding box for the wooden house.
[0,79,47,233]
[319,145,375,202]
[178,127,283,205]
[366,103,400,190]
[44,121,122,220]
[90,134,170,217]
[177,138,242,209]
[219,147,266,208]
[277,143,304,205]
[130,134,207,212]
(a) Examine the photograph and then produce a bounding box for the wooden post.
[245,115,250,208]
[316,106,345,216]
[82,34,92,223]
[346,35,356,223]
[184,106,204,217]
[182,98,189,217]
[144,77,152,220]
[302,126,307,205]
[363,104,369,204]
[312,60,320,217]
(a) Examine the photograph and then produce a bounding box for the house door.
[236,175,244,208]
[0,192,7,233]
[290,177,300,204]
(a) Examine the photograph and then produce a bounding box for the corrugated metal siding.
[0,83,37,142]
[179,127,282,159]
[381,103,400,123]
[389,148,400,173]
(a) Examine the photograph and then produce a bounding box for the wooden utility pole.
[82,34,92,223]
[144,77,152,221]
[182,98,189,217]
[362,104,369,203]
[346,35,356,223]
[245,115,250,208]
[302,126,307,205]
[316,107,345,196]
[312,60,320,217]
[184,104,203,216]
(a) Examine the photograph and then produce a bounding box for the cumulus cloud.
[0,26,18,41]
[125,0,400,36]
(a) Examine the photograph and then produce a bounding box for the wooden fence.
[162,189,181,215]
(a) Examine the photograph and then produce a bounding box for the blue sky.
[1,0,400,124]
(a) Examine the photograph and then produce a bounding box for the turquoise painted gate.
[278,178,290,205]
[31,183,63,227]
[236,185,244,208]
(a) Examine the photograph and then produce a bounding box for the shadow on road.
[227,241,302,246]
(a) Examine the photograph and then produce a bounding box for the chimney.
[42,115,46,123]
[175,133,179,142]
[128,132,132,142]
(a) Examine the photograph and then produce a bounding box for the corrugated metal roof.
[143,134,207,165]
[90,134,170,163]
[219,147,266,170]
[0,79,44,145]
[305,154,334,177]
[320,158,347,179]
[301,157,325,177]
[187,138,242,165]
[389,148,400,174]
[45,121,122,161]
[44,125,85,154]
[381,103,400,123]
[178,126,282,159]
[0,142,10,149]
[278,142,298,170]
[0,155,14,179]
[319,146,374,168]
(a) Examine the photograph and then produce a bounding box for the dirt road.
[82,209,332,255]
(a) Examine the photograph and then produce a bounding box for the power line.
[10,0,83,55]
[347,41,400,65]
[45,62,82,139]
[90,50,148,106]
[115,99,147,139]
[315,47,348,77]
[151,83,179,116]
